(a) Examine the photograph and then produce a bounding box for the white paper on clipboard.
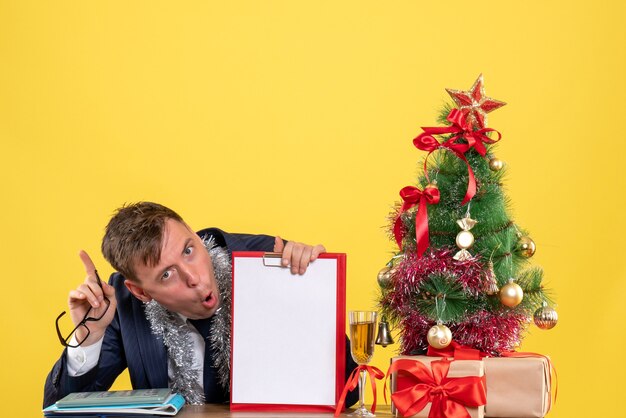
[230,252,346,409]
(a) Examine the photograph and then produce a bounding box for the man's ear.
[124,279,152,302]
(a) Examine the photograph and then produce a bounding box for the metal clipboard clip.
[262,252,283,267]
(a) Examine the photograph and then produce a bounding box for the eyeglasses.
[55,270,111,348]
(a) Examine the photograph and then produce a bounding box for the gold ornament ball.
[455,230,475,250]
[534,305,558,330]
[489,157,504,171]
[427,324,452,349]
[500,281,524,307]
[377,266,393,289]
[517,236,536,258]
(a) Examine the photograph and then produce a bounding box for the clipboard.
[230,252,346,412]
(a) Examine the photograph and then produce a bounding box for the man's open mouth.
[202,292,217,309]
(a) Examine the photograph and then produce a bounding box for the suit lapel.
[132,299,168,388]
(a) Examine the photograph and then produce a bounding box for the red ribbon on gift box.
[426,342,558,413]
[334,364,385,417]
[385,358,486,418]
[393,184,440,257]
[427,341,488,360]
[413,108,501,205]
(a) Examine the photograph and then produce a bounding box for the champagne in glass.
[349,320,376,364]
[348,311,377,417]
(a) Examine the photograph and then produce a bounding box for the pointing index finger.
[79,250,97,275]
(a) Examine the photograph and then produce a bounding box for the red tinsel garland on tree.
[382,248,528,356]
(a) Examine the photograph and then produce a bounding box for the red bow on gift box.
[386,358,486,418]
[427,342,558,414]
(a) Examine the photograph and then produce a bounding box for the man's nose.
[180,265,200,287]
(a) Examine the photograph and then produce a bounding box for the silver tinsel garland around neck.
[143,237,232,405]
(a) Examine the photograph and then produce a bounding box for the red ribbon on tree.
[413,108,502,205]
[393,184,440,257]
[386,358,486,418]
[334,365,385,417]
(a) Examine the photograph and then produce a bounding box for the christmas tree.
[378,75,558,356]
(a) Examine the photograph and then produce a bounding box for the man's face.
[129,218,220,319]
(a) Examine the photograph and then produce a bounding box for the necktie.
[188,317,228,403]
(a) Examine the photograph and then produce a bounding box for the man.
[44,202,357,407]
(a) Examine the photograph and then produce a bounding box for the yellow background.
[1,1,624,417]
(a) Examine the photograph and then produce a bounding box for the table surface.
[177,404,393,417]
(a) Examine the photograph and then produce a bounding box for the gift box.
[484,356,552,418]
[390,356,486,418]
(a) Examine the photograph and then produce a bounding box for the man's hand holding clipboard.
[272,236,326,275]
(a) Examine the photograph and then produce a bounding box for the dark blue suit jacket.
[43,228,358,408]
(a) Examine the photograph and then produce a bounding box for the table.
[177,404,393,417]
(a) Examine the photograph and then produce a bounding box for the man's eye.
[184,246,193,255]
[162,271,171,280]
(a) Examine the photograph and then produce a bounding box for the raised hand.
[66,250,117,346]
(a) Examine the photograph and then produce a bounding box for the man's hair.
[102,202,184,281]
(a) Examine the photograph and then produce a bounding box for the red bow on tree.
[413,108,502,205]
[386,358,486,418]
[393,184,440,257]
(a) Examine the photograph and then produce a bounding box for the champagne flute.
[348,311,377,417]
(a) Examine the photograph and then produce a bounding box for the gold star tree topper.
[446,74,506,129]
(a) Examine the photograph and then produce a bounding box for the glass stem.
[358,369,367,410]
